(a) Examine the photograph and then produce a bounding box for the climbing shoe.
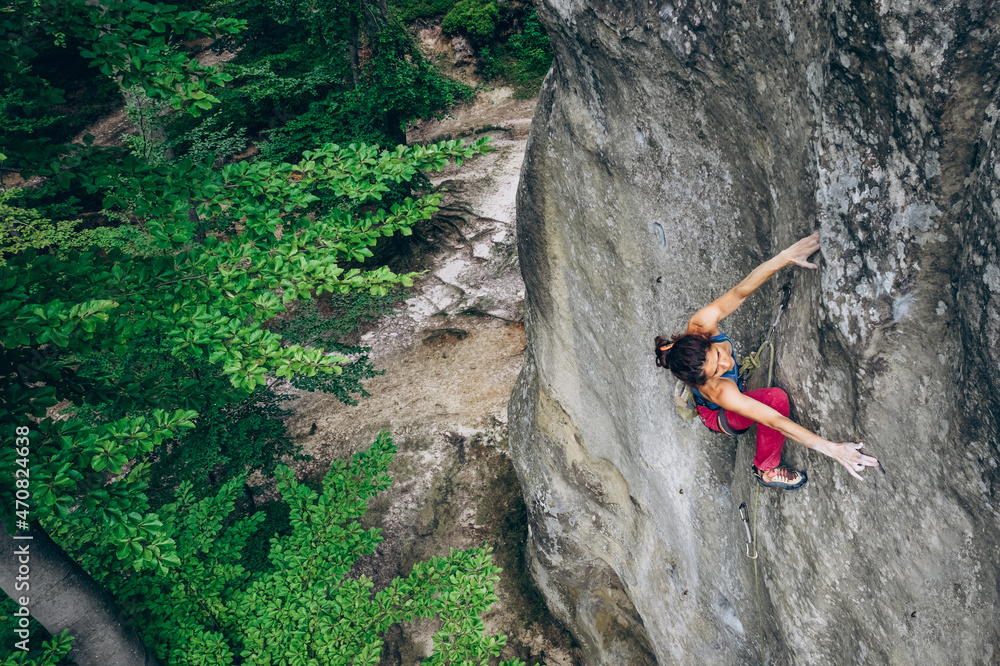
[751,465,807,491]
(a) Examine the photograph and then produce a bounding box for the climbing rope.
[738,491,765,665]
[737,280,791,666]
[739,279,788,390]
[752,480,763,665]
[738,338,775,390]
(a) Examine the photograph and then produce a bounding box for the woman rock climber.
[654,232,880,490]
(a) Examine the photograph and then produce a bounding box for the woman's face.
[702,342,735,380]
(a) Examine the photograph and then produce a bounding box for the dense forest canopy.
[0,0,550,664]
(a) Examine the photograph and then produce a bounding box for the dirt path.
[407,87,536,145]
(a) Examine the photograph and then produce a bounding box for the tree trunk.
[360,0,390,53]
[349,13,360,87]
[358,0,407,146]
[0,524,159,666]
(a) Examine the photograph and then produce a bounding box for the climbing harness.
[674,283,791,422]
[717,409,751,436]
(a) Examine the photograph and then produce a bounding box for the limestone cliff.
[508,1,1000,664]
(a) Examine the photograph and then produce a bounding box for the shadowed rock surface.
[508,1,1000,664]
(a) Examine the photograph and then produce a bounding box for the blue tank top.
[691,333,744,411]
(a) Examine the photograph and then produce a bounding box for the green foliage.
[476,4,552,97]
[66,329,305,508]
[266,293,406,405]
[1,0,245,178]
[269,290,403,347]
[5,137,490,388]
[9,410,199,575]
[0,74,63,137]
[257,36,473,162]
[1,134,490,584]
[256,90,387,162]
[288,346,383,405]
[0,175,149,276]
[392,0,458,22]
[0,192,79,265]
[146,383,303,506]
[207,0,348,63]
[121,88,170,164]
[65,331,303,510]
[0,190,158,266]
[54,433,524,665]
[504,5,554,92]
[237,499,291,574]
[2,0,490,589]
[442,0,499,44]
[168,121,248,166]
[0,629,73,666]
[168,51,350,161]
[363,21,477,126]
[168,0,473,162]
[0,181,84,222]
[69,224,159,256]
[53,473,264,666]
[1,3,505,663]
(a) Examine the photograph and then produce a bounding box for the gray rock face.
[508,1,1000,664]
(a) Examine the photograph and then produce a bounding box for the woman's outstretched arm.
[687,232,820,336]
[713,381,880,480]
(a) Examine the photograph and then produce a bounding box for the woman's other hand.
[828,441,880,481]
[780,232,820,269]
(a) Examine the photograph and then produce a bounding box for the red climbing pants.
[697,387,789,471]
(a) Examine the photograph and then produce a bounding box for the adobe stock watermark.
[7,343,60,651]
[11,424,33,652]
[5,426,149,653]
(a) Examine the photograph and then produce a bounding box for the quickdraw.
[738,502,757,559]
